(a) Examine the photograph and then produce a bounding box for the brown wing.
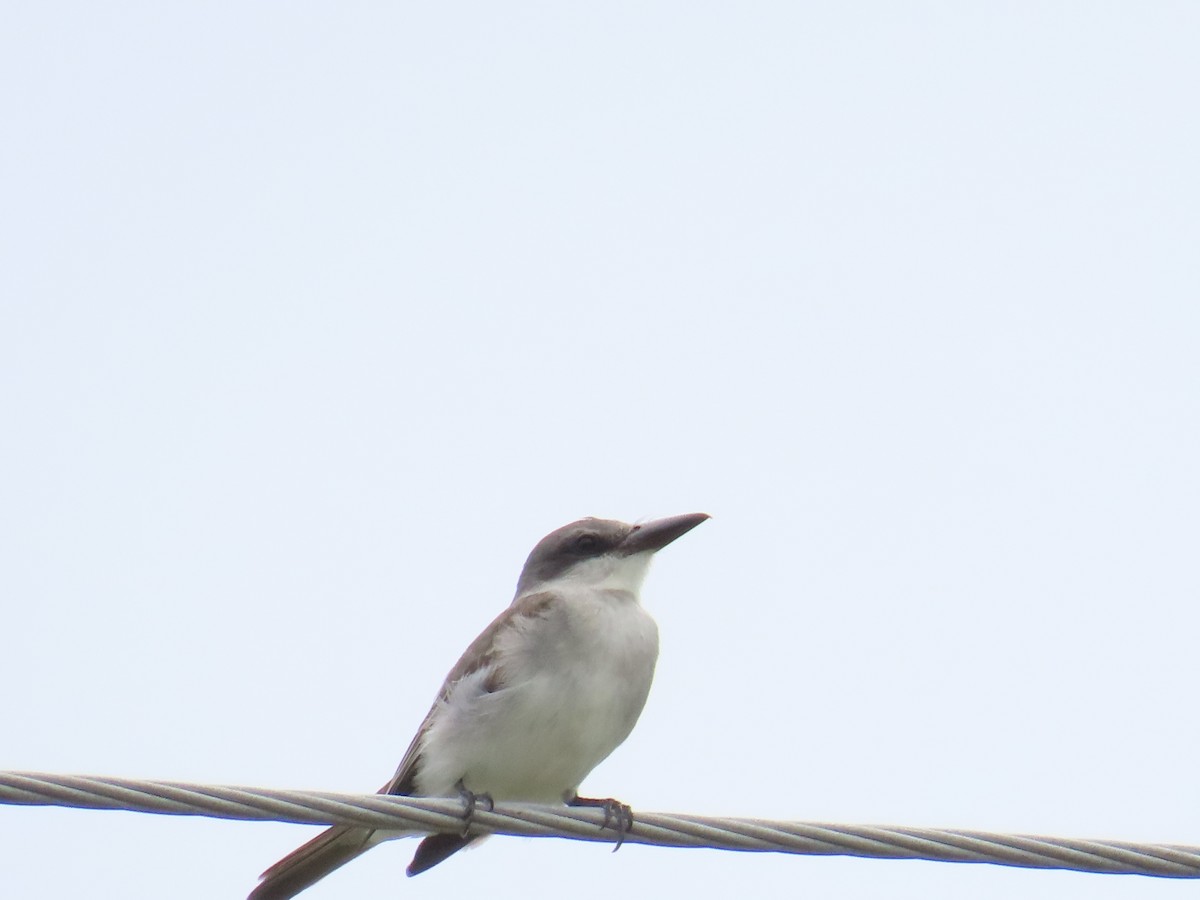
[380,591,559,797]
[379,592,561,877]
[249,592,561,897]
[249,826,376,900]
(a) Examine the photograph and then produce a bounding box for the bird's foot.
[567,794,634,852]
[455,779,494,837]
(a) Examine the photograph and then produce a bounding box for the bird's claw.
[568,795,634,852]
[454,779,494,837]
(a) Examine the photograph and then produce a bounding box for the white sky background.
[2,4,1198,899]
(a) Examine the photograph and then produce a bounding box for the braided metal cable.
[2,771,1197,878]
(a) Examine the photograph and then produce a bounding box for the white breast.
[415,586,659,803]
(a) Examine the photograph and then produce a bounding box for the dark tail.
[407,833,480,876]
[249,825,377,900]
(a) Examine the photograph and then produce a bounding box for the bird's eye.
[573,533,601,554]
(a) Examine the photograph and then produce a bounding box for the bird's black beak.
[618,513,710,556]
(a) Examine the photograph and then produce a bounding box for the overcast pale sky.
[2,4,1198,899]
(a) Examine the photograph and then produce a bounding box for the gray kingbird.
[249,512,709,899]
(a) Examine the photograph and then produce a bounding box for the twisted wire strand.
[2,771,1197,878]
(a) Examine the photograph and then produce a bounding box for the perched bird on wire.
[249,512,709,899]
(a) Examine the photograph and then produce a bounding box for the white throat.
[524,551,655,600]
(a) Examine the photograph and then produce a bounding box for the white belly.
[414,589,659,802]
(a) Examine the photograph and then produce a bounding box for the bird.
[249,512,710,899]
